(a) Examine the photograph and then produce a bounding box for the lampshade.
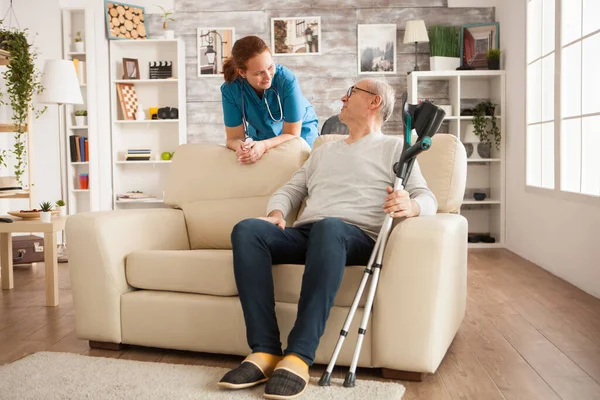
[403,20,429,44]
[38,60,83,105]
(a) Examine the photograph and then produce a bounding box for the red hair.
[223,36,270,82]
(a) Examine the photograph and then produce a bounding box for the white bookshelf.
[408,71,506,248]
[109,38,187,209]
[62,7,99,215]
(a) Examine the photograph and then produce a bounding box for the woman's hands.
[237,139,267,164]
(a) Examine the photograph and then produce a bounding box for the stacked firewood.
[106,3,146,39]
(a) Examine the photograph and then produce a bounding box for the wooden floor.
[1,249,600,399]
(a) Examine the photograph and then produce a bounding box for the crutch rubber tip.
[318,371,331,386]
[343,372,356,388]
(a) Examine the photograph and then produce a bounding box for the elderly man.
[219,79,437,399]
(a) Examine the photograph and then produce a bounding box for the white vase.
[74,42,85,53]
[75,116,87,126]
[135,105,145,121]
[164,30,175,40]
[57,206,66,216]
[463,122,480,143]
[429,56,460,71]
[40,211,52,223]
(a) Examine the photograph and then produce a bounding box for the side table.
[0,216,68,306]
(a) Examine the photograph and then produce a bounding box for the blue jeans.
[231,217,375,366]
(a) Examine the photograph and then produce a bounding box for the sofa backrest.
[165,138,311,249]
[312,134,466,213]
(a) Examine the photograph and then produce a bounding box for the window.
[526,0,600,197]
[296,21,306,38]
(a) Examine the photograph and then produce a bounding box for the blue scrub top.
[221,64,318,147]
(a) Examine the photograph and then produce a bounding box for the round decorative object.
[473,192,487,201]
[463,142,473,158]
[477,143,491,158]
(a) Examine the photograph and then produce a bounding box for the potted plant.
[471,101,501,156]
[39,201,53,223]
[74,31,84,52]
[0,24,45,186]
[56,199,66,216]
[74,109,87,126]
[486,48,501,70]
[428,25,460,71]
[157,5,175,39]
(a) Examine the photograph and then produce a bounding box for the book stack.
[116,191,156,201]
[126,148,151,161]
[69,135,89,162]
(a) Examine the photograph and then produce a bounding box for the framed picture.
[271,17,321,56]
[197,28,235,77]
[105,1,147,40]
[358,24,397,74]
[122,58,139,79]
[460,22,500,69]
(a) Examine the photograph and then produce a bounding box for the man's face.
[339,80,377,124]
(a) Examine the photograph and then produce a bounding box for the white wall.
[450,0,600,298]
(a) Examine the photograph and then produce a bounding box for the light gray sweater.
[266,131,438,239]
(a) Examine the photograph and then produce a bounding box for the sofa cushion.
[126,249,368,307]
[312,134,466,213]
[164,138,311,249]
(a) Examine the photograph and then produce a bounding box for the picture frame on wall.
[460,22,500,69]
[357,24,397,75]
[105,1,147,40]
[271,17,321,56]
[197,28,235,77]
[122,58,140,79]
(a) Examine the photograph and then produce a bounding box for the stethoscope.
[240,80,283,138]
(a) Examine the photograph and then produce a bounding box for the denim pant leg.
[231,218,311,356]
[284,217,375,365]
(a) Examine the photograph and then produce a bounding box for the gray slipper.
[263,359,309,399]
[218,353,277,390]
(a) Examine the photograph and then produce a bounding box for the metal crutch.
[319,93,446,388]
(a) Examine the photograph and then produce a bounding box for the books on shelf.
[72,58,86,85]
[126,148,151,161]
[69,135,89,162]
[116,191,156,201]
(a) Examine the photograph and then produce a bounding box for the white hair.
[365,80,396,123]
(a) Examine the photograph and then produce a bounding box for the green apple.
[161,152,172,160]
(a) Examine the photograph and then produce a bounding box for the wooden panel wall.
[151,1,495,142]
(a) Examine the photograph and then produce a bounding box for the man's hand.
[383,186,420,218]
[258,210,286,230]
[238,140,267,164]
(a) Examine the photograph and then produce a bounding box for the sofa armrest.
[372,213,467,373]
[66,208,190,343]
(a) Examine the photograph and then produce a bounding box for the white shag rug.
[0,352,405,399]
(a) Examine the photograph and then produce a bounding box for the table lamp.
[403,20,429,74]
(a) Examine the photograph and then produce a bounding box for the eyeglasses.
[346,86,378,98]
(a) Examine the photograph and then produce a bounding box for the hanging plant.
[0,22,45,185]
[472,101,501,151]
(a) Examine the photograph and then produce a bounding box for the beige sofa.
[66,134,467,379]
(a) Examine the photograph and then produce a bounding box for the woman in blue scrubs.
[221,36,318,164]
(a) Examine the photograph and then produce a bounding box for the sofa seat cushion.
[126,249,368,307]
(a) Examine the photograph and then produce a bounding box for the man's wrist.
[410,199,421,217]
[268,209,284,219]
